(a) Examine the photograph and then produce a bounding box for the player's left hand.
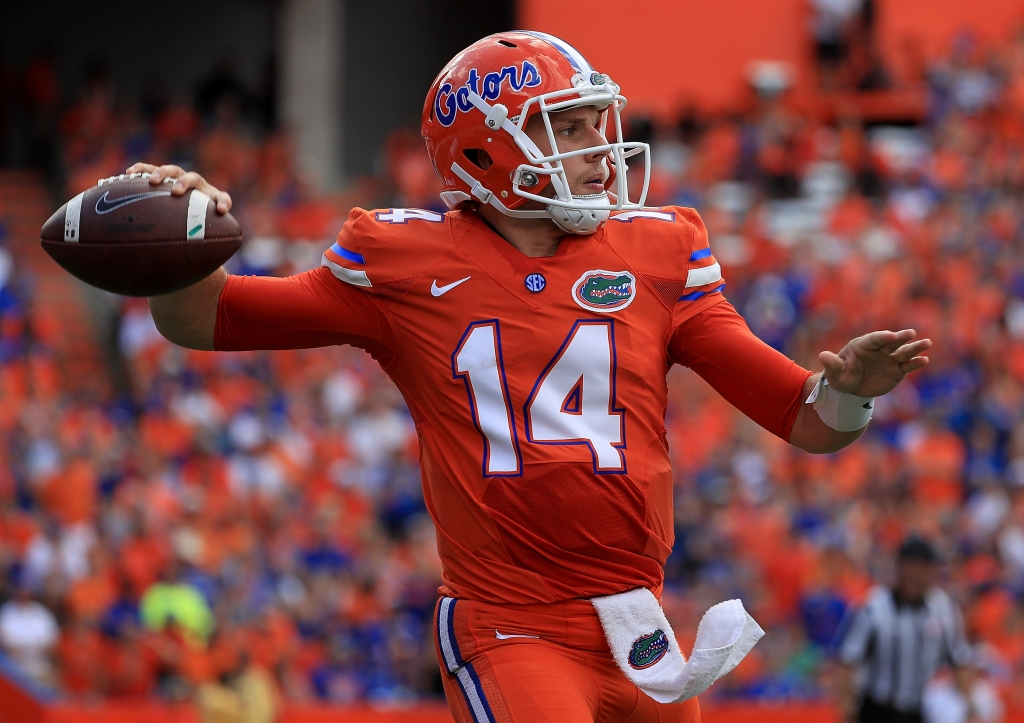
[819,329,932,398]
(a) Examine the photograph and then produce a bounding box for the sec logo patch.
[524,273,546,293]
[571,270,637,313]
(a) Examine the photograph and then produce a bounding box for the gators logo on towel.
[628,629,669,670]
[571,270,637,313]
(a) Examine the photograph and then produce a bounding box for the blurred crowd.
[1,25,1024,716]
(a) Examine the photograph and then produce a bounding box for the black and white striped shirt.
[837,585,972,712]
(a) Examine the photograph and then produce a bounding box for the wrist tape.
[806,376,874,432]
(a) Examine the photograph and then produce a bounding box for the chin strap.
[548,195,611,235]
[449,162,608,235]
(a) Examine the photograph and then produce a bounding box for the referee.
[836,536,975,723]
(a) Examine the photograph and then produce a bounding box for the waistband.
[439,586,663,657]
[436,595,608,665]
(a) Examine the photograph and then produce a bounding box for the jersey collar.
[450,210,606,309]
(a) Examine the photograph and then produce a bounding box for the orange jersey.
[216,206,811,604]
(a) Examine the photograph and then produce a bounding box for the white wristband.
[806,376,874,432]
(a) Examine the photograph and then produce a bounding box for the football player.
[128,31,930,723]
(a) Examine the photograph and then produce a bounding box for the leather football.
[40,173,242,296]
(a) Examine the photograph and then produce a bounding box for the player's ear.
[463,149,493,171]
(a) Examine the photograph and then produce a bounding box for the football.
[40,173,242,296]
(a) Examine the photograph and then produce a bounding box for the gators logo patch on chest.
[628,629,670,670]
[571,269,637,313]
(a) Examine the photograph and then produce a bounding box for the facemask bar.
[514,85,650,210]
[512,143,650,210]
[465,84,651,212]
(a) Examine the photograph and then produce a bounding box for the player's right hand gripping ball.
[40,173,242,296]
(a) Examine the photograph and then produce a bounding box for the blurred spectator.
[141,561,216,647]
[196,652,280,723]
[0,583,58,686]
[808,0,863,91]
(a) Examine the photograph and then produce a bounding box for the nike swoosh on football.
[94,190,172,215]
[494,629,540,640]
[430,276,471,297]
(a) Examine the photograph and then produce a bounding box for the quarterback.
[130,31,929,723]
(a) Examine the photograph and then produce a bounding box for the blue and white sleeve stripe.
[321,243,372,287]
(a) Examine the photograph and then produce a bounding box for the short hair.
[898,535,937,563]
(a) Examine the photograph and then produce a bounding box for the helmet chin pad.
[548,193,611,235]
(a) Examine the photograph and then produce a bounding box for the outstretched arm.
[788,330,931,452]
[670,301,931,454]
[126,163,233,350]
[149,268,227,351]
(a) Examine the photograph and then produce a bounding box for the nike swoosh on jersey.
[94,190,172,215]
[494,629,540,640]
[431,276,471,297]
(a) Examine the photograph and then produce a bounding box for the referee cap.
[898,535,938,563]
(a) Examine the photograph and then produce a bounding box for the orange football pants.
[433,595,700,723]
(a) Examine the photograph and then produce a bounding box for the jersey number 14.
[452,320,626,476]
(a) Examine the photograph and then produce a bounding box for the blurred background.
[1,0,1023,721]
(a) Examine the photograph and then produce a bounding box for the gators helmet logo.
[628,629,669,670]
[571,270,637,313]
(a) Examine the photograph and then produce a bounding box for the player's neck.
[475,204,565,258]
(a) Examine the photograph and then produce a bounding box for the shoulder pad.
[605,206,725,307]
[321,207,453,292]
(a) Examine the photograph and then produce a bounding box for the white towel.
[590,588,765,704]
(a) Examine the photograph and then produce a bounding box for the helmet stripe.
[517,30,593,75]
